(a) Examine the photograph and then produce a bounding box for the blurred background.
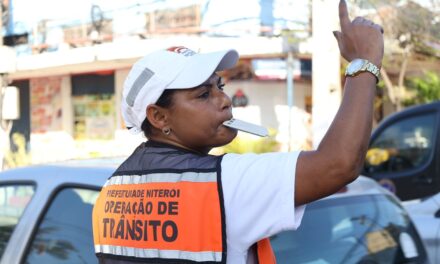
[0,0,438,169]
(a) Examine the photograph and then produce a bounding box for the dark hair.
[141,89,177,138]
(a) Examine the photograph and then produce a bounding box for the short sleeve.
[221,152,305,252]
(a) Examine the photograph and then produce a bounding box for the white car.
[0,160,430,264]
[404,193,440,264]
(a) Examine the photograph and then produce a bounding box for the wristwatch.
[345,59,380,83]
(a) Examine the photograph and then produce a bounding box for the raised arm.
[295,0,384,206]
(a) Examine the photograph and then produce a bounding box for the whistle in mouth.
[223,118,268,137]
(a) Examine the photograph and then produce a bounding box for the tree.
[351,0,440,114]
[403,71,440,106]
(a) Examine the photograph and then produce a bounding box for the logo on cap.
[167,46,196,57]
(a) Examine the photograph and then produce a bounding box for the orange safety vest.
[93,141,276,264]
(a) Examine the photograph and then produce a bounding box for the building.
[2,1,314,164]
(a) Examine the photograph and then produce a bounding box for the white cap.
[121,46,239,134]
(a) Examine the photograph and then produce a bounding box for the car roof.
[46,156,125,168]
[371,101,440,139]
[0,158,120,187]
[323,175,393,200]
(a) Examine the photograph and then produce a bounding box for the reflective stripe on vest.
[94,245,222,262]
[104,172,217,186]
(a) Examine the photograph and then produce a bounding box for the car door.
[363,107,440,201]
[0,184,35,261]
[21,186,100,264]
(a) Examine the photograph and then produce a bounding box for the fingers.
[352,16,367,25]
[339,1,384,34]
[374,24,384,34]
[339,0,351,32]
[352,16,384,34]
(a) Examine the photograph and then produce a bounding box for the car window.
[364,113,436,175]
[270,194,427,264]
[0,185,35,259]
[24,187,99,264]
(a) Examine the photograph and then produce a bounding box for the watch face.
[347,59,365,75]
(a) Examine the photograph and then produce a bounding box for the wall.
[29,75,76,163]
[224,79,312,150]
[225,80,310,128]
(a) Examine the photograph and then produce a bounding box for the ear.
[146,105,169,130]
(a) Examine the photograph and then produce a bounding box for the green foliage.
[4,133,31,169]
[403,71,440,106]
[221,129,280,154]
[352,0,440,57]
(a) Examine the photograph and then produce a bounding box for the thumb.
[333,31,351,62]
[333,31,342,43]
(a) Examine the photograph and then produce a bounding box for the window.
[270,195,427,264]
[71,73,115,140]
[25,188,99,264]
[0,185,35,259]
[364,113,436,174]
[72,94,115,140]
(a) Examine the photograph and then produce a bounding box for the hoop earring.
[162,127,171,136]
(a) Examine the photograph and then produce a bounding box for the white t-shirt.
[221,151,305,264]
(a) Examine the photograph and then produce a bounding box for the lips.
[217,115,233,131]
[224,115,233,122]
[221,115,233,124]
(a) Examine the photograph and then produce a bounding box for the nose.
[216,89,232,111]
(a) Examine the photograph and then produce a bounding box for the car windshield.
[0,184,35,259]
[271,194,427,264]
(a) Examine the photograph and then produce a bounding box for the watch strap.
[346,59,380,83]
[365,61,380,82]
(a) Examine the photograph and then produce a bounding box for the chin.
[220,129,238,145]
[210,130,237,148]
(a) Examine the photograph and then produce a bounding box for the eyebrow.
[198,75,221,87]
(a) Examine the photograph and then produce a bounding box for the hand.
[333,0,384,67]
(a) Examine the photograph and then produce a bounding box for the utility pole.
[1,0,3,46]
[0,3,6,170]
[1,2,5,121]
[282,27,298,152]
[311,0,341,147]
[286,51,294,151]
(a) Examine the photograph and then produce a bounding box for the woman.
[92,1,384,263]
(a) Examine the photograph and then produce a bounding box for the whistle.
[223,118,268,137]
